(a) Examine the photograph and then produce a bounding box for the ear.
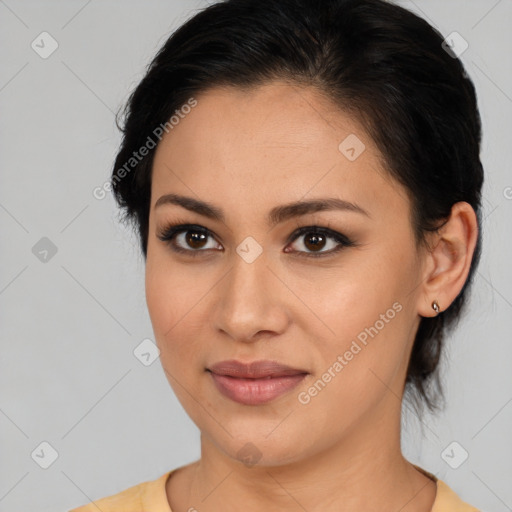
[417,201,479,318]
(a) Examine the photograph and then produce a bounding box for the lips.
[207,359,308,405]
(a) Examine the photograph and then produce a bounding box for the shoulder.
[433,478,481,512]
[415,466,480,512]
[68,469,174,512]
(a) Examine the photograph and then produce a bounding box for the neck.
[177,395,436,512]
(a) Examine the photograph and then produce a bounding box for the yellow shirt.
[68,466,480,512]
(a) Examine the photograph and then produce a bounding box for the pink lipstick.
[207,360,308,405]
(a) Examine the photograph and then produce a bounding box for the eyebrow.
[154,193,370,226]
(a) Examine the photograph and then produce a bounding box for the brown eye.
[158,223,355,259]
[185,230,209,249]
[285,226,356,258]
[303,233,327,252]
[157,224,221,256]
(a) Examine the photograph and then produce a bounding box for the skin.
[144,81,478,512]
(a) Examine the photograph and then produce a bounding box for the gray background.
[0,1,511,511]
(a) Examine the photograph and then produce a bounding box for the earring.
[431,300,440,315]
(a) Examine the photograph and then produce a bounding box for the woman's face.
[145,82,429,467]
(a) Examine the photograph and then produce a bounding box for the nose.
[213,249,291,343]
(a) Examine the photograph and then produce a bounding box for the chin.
[210,426,310,469]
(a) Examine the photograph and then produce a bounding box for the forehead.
[150,81,409,220]
[169,81,370,152]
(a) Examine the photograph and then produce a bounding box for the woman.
[70,0,483,510]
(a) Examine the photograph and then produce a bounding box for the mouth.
[207,359,309,405]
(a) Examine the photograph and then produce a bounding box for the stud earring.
[431,300,440,315]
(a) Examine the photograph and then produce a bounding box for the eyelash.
[156,221,356,259]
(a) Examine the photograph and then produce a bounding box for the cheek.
[145,258,205,366]
[299,260,402,348]
[145,246,202,327]
[294,304,411,438]
[297,248,417,398]
[312,299,409,391]
[145,262,212,419]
